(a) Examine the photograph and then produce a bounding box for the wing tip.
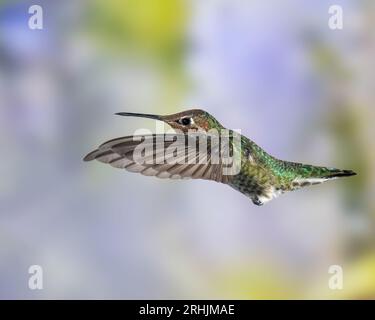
[83,150,98,162]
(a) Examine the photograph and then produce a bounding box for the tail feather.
[289,164,356,190]
[323,169,357,179]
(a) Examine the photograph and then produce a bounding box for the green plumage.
[228,135,356,205]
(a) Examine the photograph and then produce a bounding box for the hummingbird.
[84,109,356,206]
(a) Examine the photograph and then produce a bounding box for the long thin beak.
[115,112,162,121]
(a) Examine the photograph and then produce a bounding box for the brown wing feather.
[83,134,233,184]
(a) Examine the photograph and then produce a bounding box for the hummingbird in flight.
[84,109,356,206]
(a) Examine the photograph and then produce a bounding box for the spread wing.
[84,134,238,184]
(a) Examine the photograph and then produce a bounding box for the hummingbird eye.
[178,117,192,126]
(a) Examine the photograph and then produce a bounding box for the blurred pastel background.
[0,0,374,299]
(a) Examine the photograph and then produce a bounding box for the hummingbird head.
[115,109,223,133]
